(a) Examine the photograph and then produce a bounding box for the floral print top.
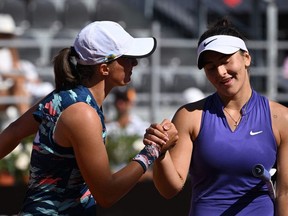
[19,86,106,216]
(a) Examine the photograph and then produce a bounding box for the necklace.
[223,108,242,127]
[223,92,252,128]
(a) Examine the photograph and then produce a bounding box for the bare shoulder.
[172,98,206,140]
[269,101,288,121]
[60,102,100,125]
[269,101,288,145]
[55,102,102,147]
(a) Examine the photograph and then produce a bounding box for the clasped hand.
[143,119,178,153]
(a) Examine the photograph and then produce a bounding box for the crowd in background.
[0,13,53,131]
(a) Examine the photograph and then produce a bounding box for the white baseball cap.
[73,21,157,65]
[0,14,16,35]
[197,35,248,69]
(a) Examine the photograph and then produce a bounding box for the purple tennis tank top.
[189,90,277,215]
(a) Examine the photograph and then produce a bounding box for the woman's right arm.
[54,103,178,208]
[153,105,199,199]
[0,102,39,159]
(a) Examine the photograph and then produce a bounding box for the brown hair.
[198,17,247,46]
[52,47,95,91]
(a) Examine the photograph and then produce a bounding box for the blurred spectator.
[0,13,53,130]
[105,87,152,180]
[106,87,149,137]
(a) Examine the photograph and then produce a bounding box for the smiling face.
[202,50,251,97]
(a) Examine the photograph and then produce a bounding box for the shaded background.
[0,0,287,122]
[0,0,287,215]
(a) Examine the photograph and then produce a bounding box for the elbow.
[97,202,114,209]
[96,197,117,208]
[161,193,176,200]
[159,188,181,200]
[155,183,182,200]
[93,191,120,208]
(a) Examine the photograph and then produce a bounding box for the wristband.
[132,144,161,172]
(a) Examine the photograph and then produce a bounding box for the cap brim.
[197,46,239,69]
[123,37,157,58]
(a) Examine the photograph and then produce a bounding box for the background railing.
[1,32,287,122]
[0,0,287,123]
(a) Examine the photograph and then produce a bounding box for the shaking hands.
[143,119,178,154]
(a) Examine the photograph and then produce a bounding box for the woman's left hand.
[143,119,178,153]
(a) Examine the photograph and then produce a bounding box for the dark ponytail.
[52,47,94,92]
[53,48,79,91]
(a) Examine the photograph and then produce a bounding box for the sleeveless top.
[19,86,106,216]
[189,90,277,216]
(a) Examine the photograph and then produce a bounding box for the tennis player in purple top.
[150,17,288,215]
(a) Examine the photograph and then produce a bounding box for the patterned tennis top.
[19,86,106,215]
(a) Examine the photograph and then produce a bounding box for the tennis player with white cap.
[73,21,156,65]
[151,17,288,215]
[0,21,178,215]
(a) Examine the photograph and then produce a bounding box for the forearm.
[0,104,39,158]
[275,181,288,216]
[99,161,144,207]
[0,126,21,158]
[153,152,186,199]
[93,144,161,208]
[276,193,288,215]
